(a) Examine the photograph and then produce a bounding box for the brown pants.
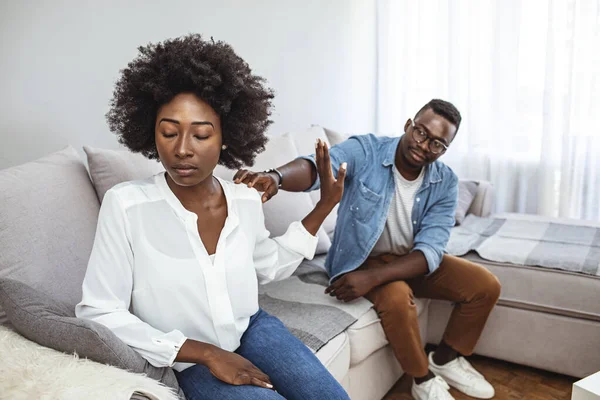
[365,255,501,378]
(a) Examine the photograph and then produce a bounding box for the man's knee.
[486,273,502,302]
[474,268,502,306]
[371,281,415,313]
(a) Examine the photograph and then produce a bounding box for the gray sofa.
[0,125,598,400]
[429,213,600,380]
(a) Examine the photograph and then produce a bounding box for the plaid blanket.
[447,215,600,276]
[258,256,373,352]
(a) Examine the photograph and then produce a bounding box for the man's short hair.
[416,99,462,133]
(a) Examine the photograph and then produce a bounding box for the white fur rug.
[0,326,179,400]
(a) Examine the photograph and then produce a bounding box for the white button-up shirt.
[76,173,318,371]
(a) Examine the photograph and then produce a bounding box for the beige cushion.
[463,213,600,321]
[0,147,100,326]
[465,251,600,321]
[346,298,429,366]
[323,127,352,147]
[343,345,403,400]
[346,309,388,367]
[467,180,495,217]
[216,133,331,254]
[427,301,600,378]
[315,331,350,382]
[83,146,164,202]
[455,180,479,225]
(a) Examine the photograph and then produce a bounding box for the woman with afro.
[76,34,350,400]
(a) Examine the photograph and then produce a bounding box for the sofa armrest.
[466,180,495,217]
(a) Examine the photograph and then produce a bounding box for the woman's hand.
[315,138,346,209]
[205,347,274,389]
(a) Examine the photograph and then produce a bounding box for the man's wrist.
[365,268,383,287]
[264,168,283,187]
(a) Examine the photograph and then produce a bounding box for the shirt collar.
[155,172,239,229]
[382,136,400,167]
[423,161,442,187]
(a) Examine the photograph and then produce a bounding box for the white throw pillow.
[290,125,343,236]
[322,127,352,147]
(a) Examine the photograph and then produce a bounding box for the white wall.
[0,0,376,169]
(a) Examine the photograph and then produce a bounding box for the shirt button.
[413,221,417,225]
[416,198,420,202]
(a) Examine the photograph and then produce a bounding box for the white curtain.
[376,0,600,220]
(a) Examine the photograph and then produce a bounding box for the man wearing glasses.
[235,99,499,400]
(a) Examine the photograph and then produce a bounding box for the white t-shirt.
[371,167,425,256]
[76,173,317,371]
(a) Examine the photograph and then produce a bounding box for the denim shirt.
[300,134,458,281]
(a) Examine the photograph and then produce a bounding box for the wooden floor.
[383,353,576,400]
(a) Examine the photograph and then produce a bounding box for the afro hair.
[106,34,274,169]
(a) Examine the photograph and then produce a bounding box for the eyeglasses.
[411,121,448,155]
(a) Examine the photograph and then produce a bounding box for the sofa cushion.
[290,126,339,236]
[215,133,332,254]
[465,251,600,321]
[466,180,495,218]
[455,180,479,225]
[84,146,164,202]
[323,127,351,147]
[346,309,388,367]
[449,214,600,321]
[315,331,350,382]
[0,146,99,326]
[0,278,181,393]
[346,298,429,366]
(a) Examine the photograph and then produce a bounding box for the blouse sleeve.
[75,189,187,368]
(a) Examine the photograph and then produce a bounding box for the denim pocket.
[350,180,383,223]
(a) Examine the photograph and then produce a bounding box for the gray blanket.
[447,215,600,276]
[258,256,373,352]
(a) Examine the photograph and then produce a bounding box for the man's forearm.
[276,158,317,192]
[370,251,430,286]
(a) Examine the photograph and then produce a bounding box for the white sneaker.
[411,375,455,400]
[428,352,495,399]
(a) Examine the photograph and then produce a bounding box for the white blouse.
[75,173,318,371]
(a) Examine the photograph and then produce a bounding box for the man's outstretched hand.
[233,169,280,203]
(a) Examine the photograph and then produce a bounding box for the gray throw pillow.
[0,146,100,327]
[0,278,183,398]
[455,180,479,225]
[83,146,164,202]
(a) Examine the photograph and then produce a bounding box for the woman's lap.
[175,309,349,400]
[175,363,284,400]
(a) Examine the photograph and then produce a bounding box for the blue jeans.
[175,309,350,400]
